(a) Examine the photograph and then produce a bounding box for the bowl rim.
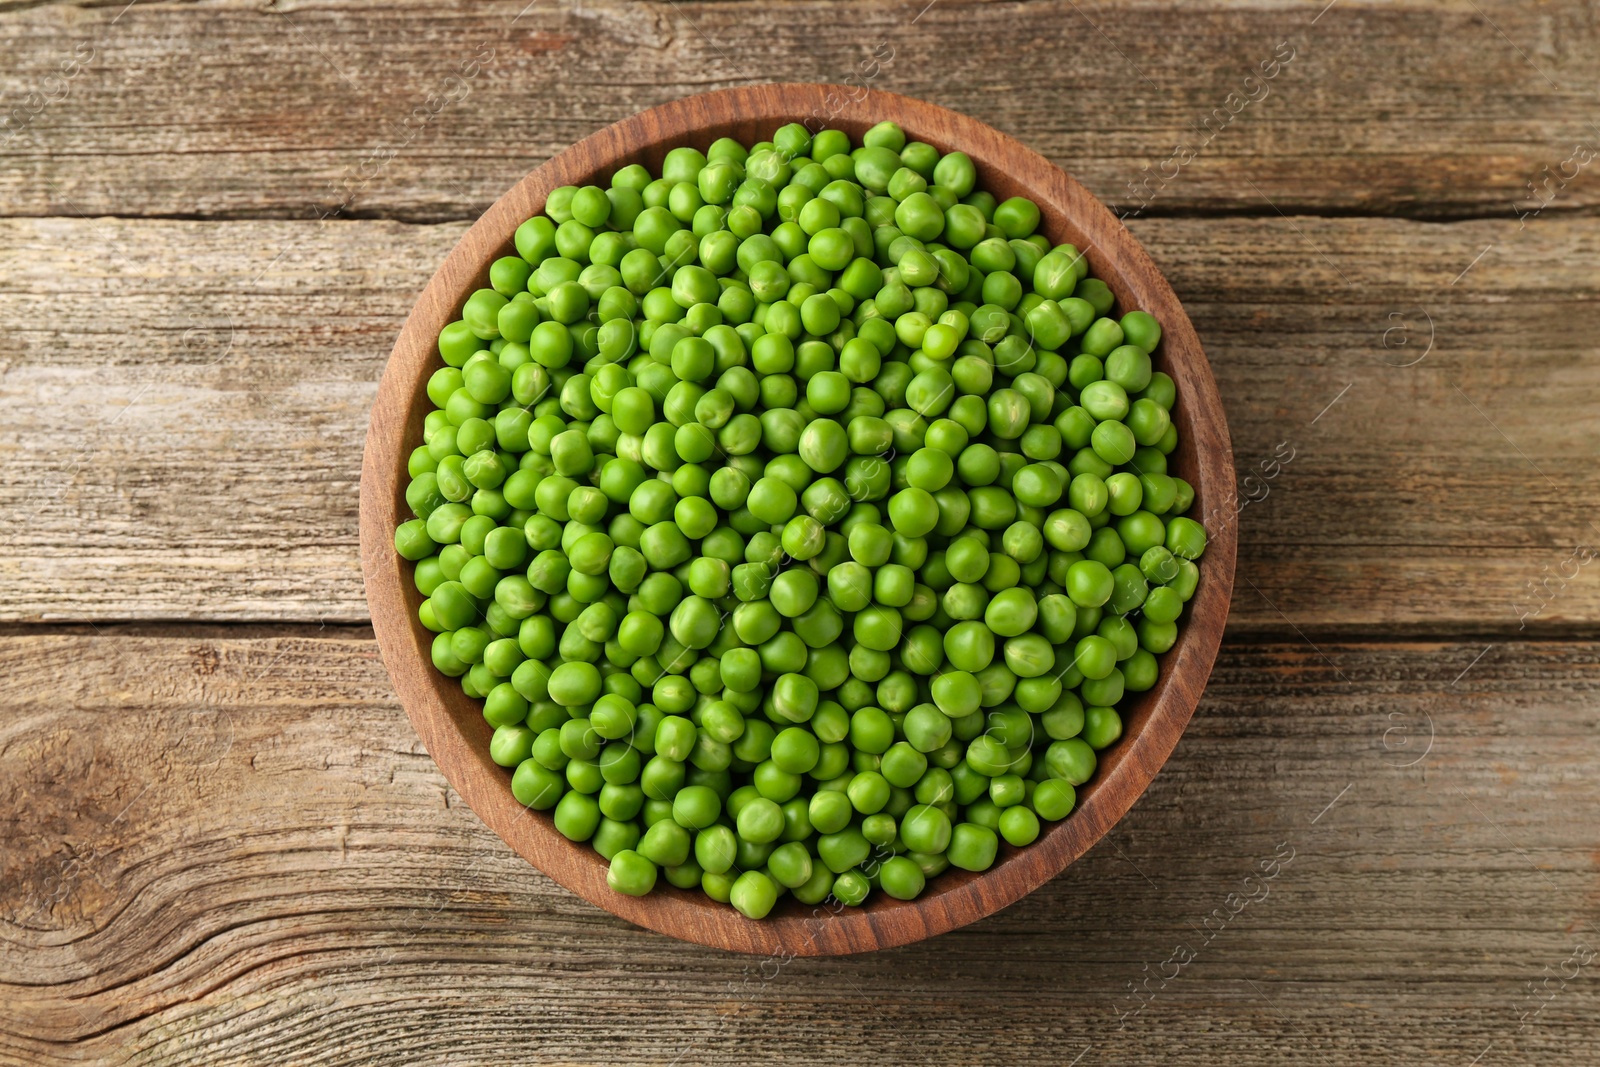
[360,83,1236,956]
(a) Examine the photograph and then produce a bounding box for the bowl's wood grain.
[360,84,1236,956]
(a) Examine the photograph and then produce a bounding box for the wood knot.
[191,646,219,676]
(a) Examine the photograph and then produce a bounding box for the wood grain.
[2,632,1596,1063]
[0,0,1596,222]
[2,212,1597,631]
[359,83,1235,955]
[0,0,1592,1054]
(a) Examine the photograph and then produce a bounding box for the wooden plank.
[4,214,1597,630]
[2,633,1597,1064]
[1,0,1597,221]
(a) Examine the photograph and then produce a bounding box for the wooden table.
[3,2,1597,1063]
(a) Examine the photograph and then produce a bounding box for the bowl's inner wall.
[384,108,1208,924]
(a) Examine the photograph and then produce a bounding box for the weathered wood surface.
[0,0,1596,222]
[2,213,1596,631]
[4,0,1599,1060]
[1,633,1596,1065]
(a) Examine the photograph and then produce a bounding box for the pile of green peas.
[394,119,1209,919]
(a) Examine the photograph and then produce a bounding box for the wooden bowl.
[360,84,1236,956]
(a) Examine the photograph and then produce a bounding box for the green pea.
[993,196,1041,239]
[998,805,1040,846]
[880,742,927,790]
[767,727,819,775]
[1106,563,1148,615]
[1171,477,1196,513]
[1028,778,1073,821]
[1045,738,1097,786]
[552,791,601,842]
[943,621,995,674]
[1078,315,1124,356]
[1166,516,1208,560]
[1121,310,1162,353]
[878,855,927,900]
[943,822,997,872]
[511,759,566,810]
[1082,706,1124,751]
[826,869,867,906]
[723,870,775,919]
